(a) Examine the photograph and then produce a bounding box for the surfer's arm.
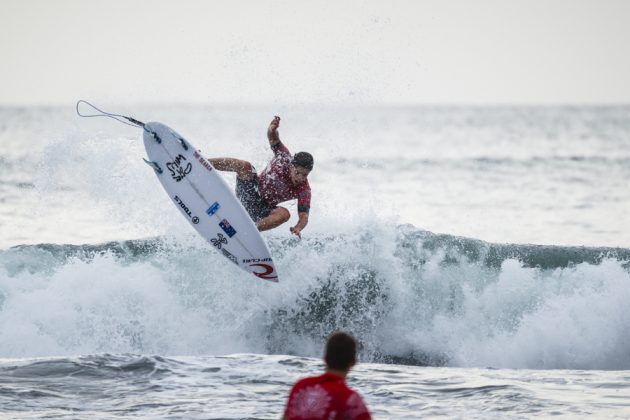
[267,116,282,152]
[290,212,309,238]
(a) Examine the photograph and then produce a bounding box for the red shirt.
[284,373,371,420]
[258,142,311,213]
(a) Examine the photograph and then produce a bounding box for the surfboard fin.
[142,158,163,174]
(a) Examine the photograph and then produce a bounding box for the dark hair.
[324,331,357,370]
[292,152,314,171]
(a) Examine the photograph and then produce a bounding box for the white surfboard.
[142,122,278,282]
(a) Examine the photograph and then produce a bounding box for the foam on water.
[1,223,629,370]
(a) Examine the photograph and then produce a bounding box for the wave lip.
[396,226,630,269]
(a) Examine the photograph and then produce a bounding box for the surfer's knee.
[274,207,290,223]
[256,208,290,231]
[257,207,290,231]
[236,160,256,180]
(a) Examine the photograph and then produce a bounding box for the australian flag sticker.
[219,218,237,237]
[206,201,220,216]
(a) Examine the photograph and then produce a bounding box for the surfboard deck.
[142,122,278,282]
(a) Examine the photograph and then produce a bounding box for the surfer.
[209,116,313,238]
[283,331,372,419]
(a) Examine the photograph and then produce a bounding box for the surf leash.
[76,99,166,146]
[76,100,146,129]
[76,100,177,173]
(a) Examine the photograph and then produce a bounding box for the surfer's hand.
[269,116,281,131]
[267,116,282,146]
[290,225,302,238]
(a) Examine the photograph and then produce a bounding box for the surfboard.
[142,122,279,282]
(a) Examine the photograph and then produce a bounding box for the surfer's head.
[290,152,313,184]
[324,331,357,372]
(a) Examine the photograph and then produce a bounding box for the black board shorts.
[236,171,276,222]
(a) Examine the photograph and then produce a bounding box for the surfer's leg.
[256,207,290,231]
[209,158,256,180]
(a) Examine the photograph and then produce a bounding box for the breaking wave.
[1,224,629,370]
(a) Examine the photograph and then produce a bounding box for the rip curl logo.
[211,233,228,249]
[242,258,272,263]
[250,263,277,281]
[166,154,192,182]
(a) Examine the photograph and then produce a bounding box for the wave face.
[1,224,629,370]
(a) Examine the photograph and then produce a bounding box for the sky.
[1,0,630,105]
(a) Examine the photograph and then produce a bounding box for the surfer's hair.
[324,331,357,371]
[292,152,314,171]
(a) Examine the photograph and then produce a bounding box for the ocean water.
[1,105,630,418]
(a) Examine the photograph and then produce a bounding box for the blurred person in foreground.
[283,331,371,420]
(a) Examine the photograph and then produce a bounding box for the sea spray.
[1,224,629,369]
